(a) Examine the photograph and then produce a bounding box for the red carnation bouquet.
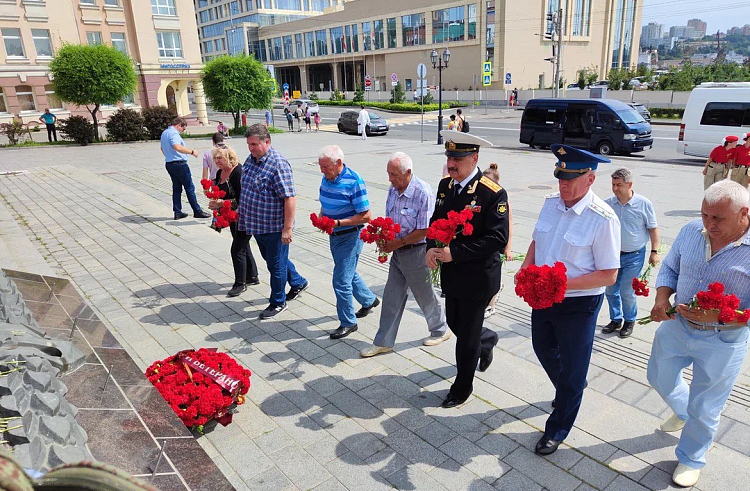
[425,209,475,285]
[360,217,402,263]
[200,179,213,192]
[310,213,336,235]
[632,263,654,297]
[515,261,568,310]
[213,200,238,231]
[206,185,226,200]
[146,348,251,432]
[637,282,750,325]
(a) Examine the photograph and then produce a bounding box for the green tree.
[49,44,137,141]
[201,55,274,129]
[389,82,405,104]
[353,85,365,102]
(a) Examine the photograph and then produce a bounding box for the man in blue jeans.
[160,117,211,220]
[314,145,378,339]
[238,124,308,319]
[603,168,660,338]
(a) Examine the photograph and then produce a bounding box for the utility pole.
[544,8,563,97]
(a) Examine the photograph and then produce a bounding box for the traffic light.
[544,30,553,41]
[544,56,557,64]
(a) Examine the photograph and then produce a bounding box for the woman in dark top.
[209,144,259,297]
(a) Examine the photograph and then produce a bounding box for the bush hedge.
[228,125,285,136]
[59,116,94,145]
[142,106,177,140]
[106,108,147,142]
[648,107,684,119]
[316,100,467,112]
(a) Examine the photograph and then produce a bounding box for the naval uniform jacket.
[427,169,509,300]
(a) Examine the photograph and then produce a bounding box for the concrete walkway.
[0,133,748,491]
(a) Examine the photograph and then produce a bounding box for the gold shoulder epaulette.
[479,175,502,193]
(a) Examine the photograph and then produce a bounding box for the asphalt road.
[228,107,704,167]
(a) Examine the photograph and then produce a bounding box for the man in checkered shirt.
[238,124,308,319]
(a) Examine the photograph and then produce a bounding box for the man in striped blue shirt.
[647,180,750,488]
[316,145,378,339]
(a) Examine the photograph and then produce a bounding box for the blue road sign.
[483,62,491,74]
[282,83,290,91]
[505,73,512,84]
[483,74,491,86]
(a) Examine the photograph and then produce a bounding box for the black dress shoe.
[174,212,189,220]
[441,393,468,409]
[227,284,247,297]
[478,348,494,372]
[619,321,635,338]
[286,281,309,301]
[194,210,211,219]
[355,298,380,318]
[602,320,622,334]
[330,325,358,339]
[535,435,561,455]
[247,277,260,286]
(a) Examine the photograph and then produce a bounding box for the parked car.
[290,99,319,114]
[566,83,584,91]
[337,110,389,136]
[520,98,653,155]
[629,103,651,122]
[677,81,750,158]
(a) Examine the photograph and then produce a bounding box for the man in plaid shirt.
[238,124,308,318]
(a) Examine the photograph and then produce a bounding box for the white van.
[677,82,750,158]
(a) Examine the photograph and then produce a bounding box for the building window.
[0,88,8,113]
[402,13,425,47]
[250,38,266,61]
[350,24,358,52]
[204,40,214,53]
[80,0,96,4]
[276,0,301,9]
[572,0,591,36]
[621,0,636,67]
[2,28,25,58]
[283,35,293,59]
[156,31,183,58]
[305,32,315,57]
[546,0,559,36]
[315,29,327,56]
[432,7,464,44]
[374,20,384,49]
[386,18,396,48]
[245,0,253,10]
[486,1,495,61]
[31,29,53,57]
[111,32,128,54]
[611,0,624,68]
[310,0,329,12]
[269,37,282,60]
[468,4,477,40]
[151,0,176,16]
[45,85,64,110]
[16,85,36,112]
[122,93,135,105]
[362,22,372,51]
[295,33,303,57]
[87,31,103,45]
[105,0,120,6]
[330,27,344,54]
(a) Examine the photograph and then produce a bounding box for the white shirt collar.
[556,189,594,215]
[453,167,480,192]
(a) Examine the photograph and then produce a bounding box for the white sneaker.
[484,306,496,319]
[672,463,701,487]
[423,331,452,346]
[360,345,392,358]
[660,413,686,433]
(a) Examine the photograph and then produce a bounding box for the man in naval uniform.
[517,144,621,455]
[426,130,510,409]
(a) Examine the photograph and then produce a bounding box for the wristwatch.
[651,249,658,253]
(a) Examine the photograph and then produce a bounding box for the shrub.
[317,100,459,112]
[353,85,365,103]
[309,92,319,101]
[106,108,147,142]
[59,116,95,145]
[229,125,247,136]
[0,121,26,145]
[329,89,345,101]
[142,106,177,140]
[648,107,684,119]
[390,82,405,104]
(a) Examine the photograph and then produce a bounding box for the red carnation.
[425,208,475,285]
[360,216,402,264]
[514,261,568,310]
[200,179,213,190]
[310,213,335,235]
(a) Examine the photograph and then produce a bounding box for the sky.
[641,0,750,33]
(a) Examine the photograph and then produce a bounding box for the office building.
[0,0,208,125]
[640,22,662,49]
[687,18,706,39]
[234,0,643,93]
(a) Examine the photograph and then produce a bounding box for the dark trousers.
[253,232,307,307]
[445,295,499,401]
[229,227,259,287]
[531,294,603,442]
[164,161,201,215]
[287,118,293,130]
[45,123,57,142]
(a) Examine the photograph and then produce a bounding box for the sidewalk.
[0,133,748,491]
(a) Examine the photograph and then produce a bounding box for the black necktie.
[454,183,462,197]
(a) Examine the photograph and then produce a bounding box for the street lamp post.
[431,48,450,144]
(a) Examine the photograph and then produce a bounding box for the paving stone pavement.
[1,133,749,491]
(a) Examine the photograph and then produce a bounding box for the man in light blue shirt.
[603,168,660,338]
[160,117,210,220]
[646,180,750,488]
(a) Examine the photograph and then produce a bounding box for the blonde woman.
[209,145,259,296]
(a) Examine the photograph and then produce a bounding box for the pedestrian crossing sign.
[483,74,491,86]
[483,62,491,74]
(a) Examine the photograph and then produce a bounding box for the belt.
[708,163,726,168]
[620,250,642,255]
[398,243,426,250]
[166,160,187,164]
[686,319,746,332]
[331,225,363,237]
